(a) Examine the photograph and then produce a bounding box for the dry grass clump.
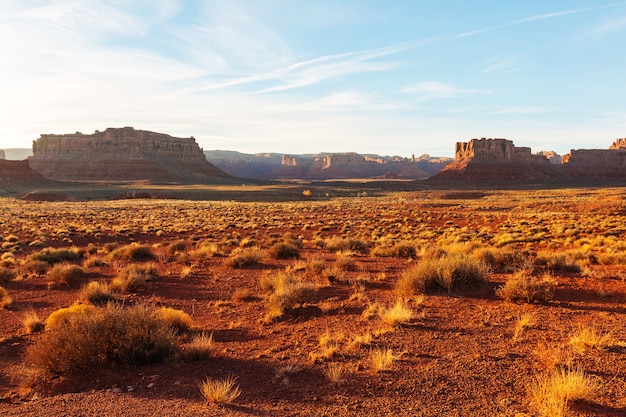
[310,330,344,362]
[111,263,158,292]
[334,253,358,271]
[535,251,581,273]
[266,242,300,259]
[30,247,84,265]
[512,313,535,343]
[23,311,44,334]
[496,271,555,303]
[569,327,614,354]
[200,374,241,405]
[370,347,399,372]
[185,332,214,360]
[323,363,347,384]
[156,306,193,332]
[261,271,317,321]
[21,259,50,276]
[78,281,116,305]
[473,247,529,273]
[45,263,84,287]
[45,303,96,329]
[0,286,12,309]
[378,299,414,328]
[107,243,155,263]
[349,331,374,349]
[396,253,489,295]
[324,237,369,254]
[190,242,224,261]
[371,241,417,259]
[167,239,187,255]
[0,266,17,282]
[528,367,598,417]
[29,303,177,375]
[225,247,264,269]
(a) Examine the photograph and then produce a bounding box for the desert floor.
[1,188,625,416]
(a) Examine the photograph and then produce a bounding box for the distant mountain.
[205,150,452,180]
[0,148,32,160]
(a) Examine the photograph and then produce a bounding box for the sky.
[1,1,626,157]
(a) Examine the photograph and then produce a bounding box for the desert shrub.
[83,257,106,268]
[473,247,528,273]
[0,266,17,282]
[266,242,300,259]
[29,303,177,375]
[335,254,357,271]
[23,311,44,333]
[396,253,490,295]
[528,367,598,417]
[185,332,214,360]
[45,263,84,287]
[378,299,414,327]
[324,237,369,254]
[21,259,50,276]
[569,327,613,354]
[0,286,12,309]
[224,247,263,269]
[190,242,224,261]
[31,247,84,265]
[496,271,555,303]
[261,271,317,321]
[597,251,626,266]
[370,347,398,372]
[535,252,581,273]
[111,263,158,292]
[45,303,96,329]
[78,281,117,305]
[107,243,155,263]
[231,288,258,303]
[167,239,187,255]
[156,307,193,332]
[200,374,241,405]
[371,242,417,259]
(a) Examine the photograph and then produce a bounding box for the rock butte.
[28,127,229,182]
[431,137,626,183]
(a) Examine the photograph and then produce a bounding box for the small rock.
[127,386,134,392]
[147,383,155,389]
[112,388,122,394]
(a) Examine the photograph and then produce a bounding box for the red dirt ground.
[1,189,626,416]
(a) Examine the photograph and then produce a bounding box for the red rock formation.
[0,159,58,189]
[455,138,549,165]
[609,138,626,150]
[29,127,229,182]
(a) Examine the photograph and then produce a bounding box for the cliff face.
[455,138,549,165]
[29,127,229,182]
[205,150,450,180]
[0,150,5,159]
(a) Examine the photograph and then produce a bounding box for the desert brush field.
[1,188,625,416]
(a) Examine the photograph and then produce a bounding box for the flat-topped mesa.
[455,138,549,165]
[29,127,229,182]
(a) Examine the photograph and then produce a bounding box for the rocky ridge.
[205,150,451,180]
[29,127,229,182]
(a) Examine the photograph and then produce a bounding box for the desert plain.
[1,187,625,416]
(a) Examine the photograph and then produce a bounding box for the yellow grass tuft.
[528,367,598,417]
[200,374,241,405]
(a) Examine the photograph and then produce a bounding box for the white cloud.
[492,107,552,115]
[478,56,524,74]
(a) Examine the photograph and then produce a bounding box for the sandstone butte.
[429,137,626,184]
[28,127,230,183]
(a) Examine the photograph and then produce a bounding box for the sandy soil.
[1,189,626,416]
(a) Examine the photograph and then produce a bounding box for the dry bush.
[78,281,116,305]
[83,257,106,268]
[30,247,84,265]
[167,239,187,255]
[569,327,614,354]
[29,303,177,375]
[111,263,158,292]
[348,331,373,349]
[473,247,529,273]
[534,343,572,371]
[231,288,258,303]
[0,286,12,309]
[535,251,581,273]
[0,266,17,282]
[185,332,214,360]
[45,303,96,329]
[261,271,317,321]
[266,242,300,259]
[378,299,414,328]
[396,253,489,295]
[371,242,417,259]
[157,307,193,332]
[190,242,224,261]
[528,367,598,417]
[224,247,263,269]
[512,313,535,343]
[310,330,344,362]
[45,263,84,287]
[21,259,50,276]
[324,237,369,254]
[200,374,241,405]
[335,253,357,272]
[23,311,44,334]
[496,271,555,303]
[107,243,155,263]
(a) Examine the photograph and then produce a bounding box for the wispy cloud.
[402,82,492,100]
[492,107,552,115]
[454,4,624,39]
[478,56,524,74]
[586,15,626,39]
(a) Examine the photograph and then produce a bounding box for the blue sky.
[1,1,625,157]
